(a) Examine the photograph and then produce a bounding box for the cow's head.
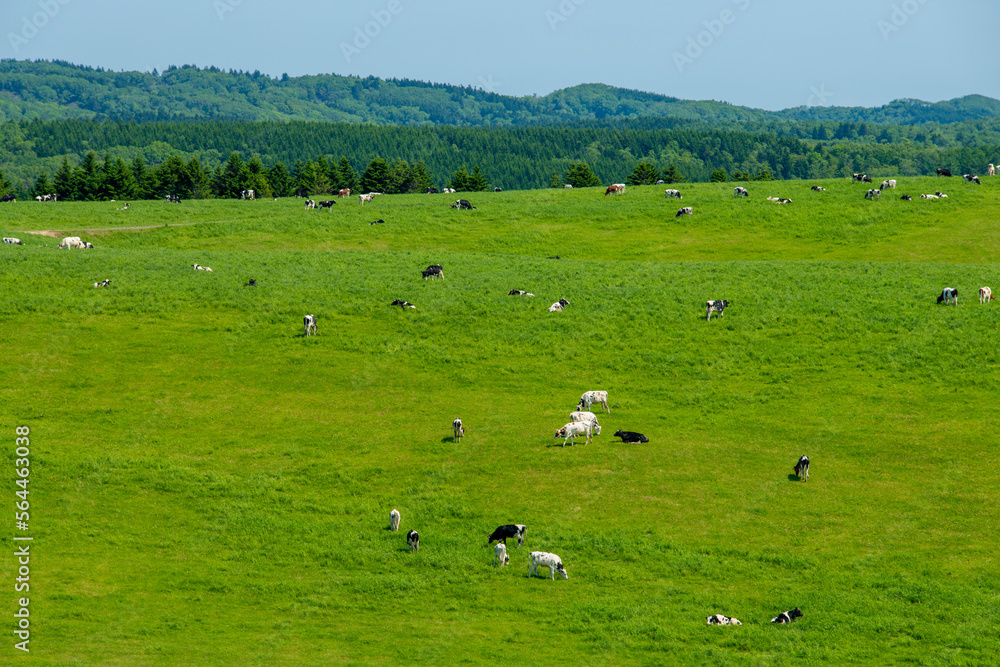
[556,563,569,579]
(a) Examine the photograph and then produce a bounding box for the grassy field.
[2,178,999,665]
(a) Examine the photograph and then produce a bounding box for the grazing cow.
[93,279,111,288]
[734,186,749,197]
[811,186,826,191]
[317,200,336,210]
[921,194,939,199]
[1,193,15,202]
[979,287,994,304]
[338,188,351,198]
[359,194,374,205]
[529,551,568,580]
[794,455,810,481]
[901,195,913,200]
[771,608,803,624]
[294,188,310,198]
[613,183,626,192]
[488,524,526,547]
[240,189,256,200]
[664,189,682,199]
[369,219,385,225]
[451,199,477,210]
[453,418,464,442]
[407,530,420,552]
[937,168,953,177]
[165,194,181,203]
[564,184,573,188]
[706,299,729,321]
[604,184,623,196]
[391,299,416,309]
[937,287,958,306]
[508,289,534,296]
[494,187,502,192]
[989,164,996,177]
[389,509,401,532]
[555,421,592,446]
[304,199,316,209]
[36,193,57,202]
[577,390,609,413]
[243,278,256,287]
[614,429,649,443]
[880,179,896,190]
[3,237,23,245]
[676,206,694,217]
[494,543,510,567]
[425,187,439,194]
[422,264,444,280]
[192,263,212,271]
[548,298,570,312]
[303,314,317,336]
[570,411,601,436]
[58,236,89,249]
[966,174,982,185]
[707,615,742,626]
[865,189,880,200]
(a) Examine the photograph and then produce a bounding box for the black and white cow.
[453,418,464,442]
[614,429,649,443]
[508,289,535,296]
[880,179,897,190]
[529,551,569,580]
[963,174,981,185]
[391,299,416,309]
[548,298,570,312]
[664,189,682,199]
[407,530,420,552]
[851,173,864,183]
[794,455,810,481]
[707,614,742,626]
[494,187,502,192]
[426,187,439,194]
[937,168,953,177]
[2,237,23,245]
[304,199,316,209]
[901,195,913,201]
[240,189,256,200]
[771,608,803,624]
[811,186,826,191]
[303,314,317,336]
[1,193,15,202]
[676,206,693,217]
[706,299,729,321]
[422,264,444,280]
[937,287,958,306]
[488,524,526,548]
[451,199,477,210]
[93,279,111,288]
[317,200,336,210]
[734,187,749,197]
[165,194,180,203]
[369,219,385,225]
[865,189,881,200]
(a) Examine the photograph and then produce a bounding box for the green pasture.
[1,178,999,665]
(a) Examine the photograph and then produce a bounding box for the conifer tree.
[359,157,391,193]
[563,162,600,188]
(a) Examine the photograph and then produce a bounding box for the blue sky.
[3,0,997,110]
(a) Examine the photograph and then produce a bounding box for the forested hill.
[2,60,999,127]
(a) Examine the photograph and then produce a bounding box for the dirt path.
[21,220,234,237]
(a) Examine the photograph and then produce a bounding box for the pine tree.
[710,168,727,183]
[466,164,489,192]
[132,157,155,199]
[387,159,412,194]
[627,162,660,186]
[359,157,391,193]
[549,170,562,188]
[267,162,293,197]
[32,171,51,199]
[53,157,76,200]
[661,163,687,184]
[0,169,11,197]
[409,160,434,193]
[336,157,359,192]
[187,157,210,199]
[77,151,100,200]
[448,165,471,191]
[563,162,600,188]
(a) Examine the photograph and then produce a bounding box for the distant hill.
[1,60,998,127]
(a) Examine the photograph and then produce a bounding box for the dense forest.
[2,60,1000,127]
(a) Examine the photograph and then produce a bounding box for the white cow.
[453,418,464,442]
[577,390,609,414]
[548,298,569,312]
[880,179,896,190]
[3,237,23,245]
[192,263,212,271]
[555,421,592,446]
[988,164,995,177]
[389,509,401,532]
[494,543,509,567]
[664,189,682,199]
[979,287,994,304]
[676,206,693,217]
[570,411,601,436]
[529,551,568,580]
[58,236,89,249]
[304,314,317,336]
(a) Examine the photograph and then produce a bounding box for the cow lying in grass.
[707,614,742,626]
[548,298,570,312]
[93,279,111,288]
[422,264,443,280]
[771,608,802,624]
[614,429,648,443]
[508,289,534,296]
[391,300,416,309]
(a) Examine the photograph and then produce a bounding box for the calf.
[979,287,994,304]
[734,186,749,197]
[338,188,351,198]
[494,543,510,566]
[937,287,958,306]
[577,390,609,413]
[508,289,534,296]
[570,410,601,436]
[317,200,336,210]
[548,298,570,312]
[451,199,477,210]
[422,264,444,280]
[304,199,316,209]
[664,189,682,199]
[303,314,317,336]
[93,279,111,288]
[707,615,742,626]
[192,263,212,271]
[676,206,694,217]
[453,418,464,442]
[706,299,729,321]
[937,168,953,177]
[771,608,803,624]
[614,429,649,443]
[555,421,592,446]
[391,299,416,309]
[407,530,420,552]
[488,524,526,547]
[2,237,23,245]
[794,455,810,481]
[529,551,568,580]
[389,509,400,532]
[920,194,939,199]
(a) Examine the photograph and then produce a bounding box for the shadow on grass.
[788,474,802,481]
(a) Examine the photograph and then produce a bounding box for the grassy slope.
[1,178,999,665]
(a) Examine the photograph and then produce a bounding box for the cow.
[577,390,609,413]
[937,168,953,177]
[240,189,256,200]
[614,429,649,443]
[707,615,742,626]
[865,189,880,200]
[389,509,401,532]
[2,237,23,245]
[664,189,682,199]
[861,175,873,184]
[564,184,573,189]
[811,186,826,191]
[935,192,948,197]
[613,183,626,193]
[494,187,502,192]
[529,551,568,580]
[494,543,509,567]
[605,184,623,196]
[851,173,865,183]
[58,236,89,249]
[676,206,693,217]
[921,194,939,199]
[555,421,592,446]
[369,219,385,225]
[116,202,130,210]
[337,188,351,198]
[656,179,665,184]
[706,299,729,321]
[425,187,439,194]
[453,418,464,442]
[570,411,601,436]
[317,200,336,210]
[93,279,111,288]
[776,198,792,204]
[294,188,310,198]
[548,298,570,312]
[734,186,749,197]
[165,194,181,203]
[1,193,15,202]
[359,194,374,205]
[303,314,317,336]
[989,164,996,177]
[304,199,316,209]
[488,524,526,547]
[391,299,416,309]
[963,174,981,185]
[880,179,896,190]
[443,188,456,194]
[407,530,420,552]
[451,199,477,210]
[979,287,994,304]
[508,289,534,296]
[901,195,913,201]
[243,278,256,287]
[422,264,444,280]
[937,288,958,306]
[771,608,803,624]
[192,263,212,271]
[794,455,810,481]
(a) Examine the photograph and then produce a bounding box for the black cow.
[614,430,649,443]
[451,199,477,210]
[422,264,443,280]
[771,608,803,624]
[243,278,256,287]
[317,200,336,210]
[937,168,952,177]
[426,187,439,194]
[794,455,810,481]
[369,219,385,225]
[391,299,416,309]
[1,193,15,202]
[488,524,526,547]
[294,188,310,197]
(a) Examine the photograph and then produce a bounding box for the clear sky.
[3,0,998,111]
